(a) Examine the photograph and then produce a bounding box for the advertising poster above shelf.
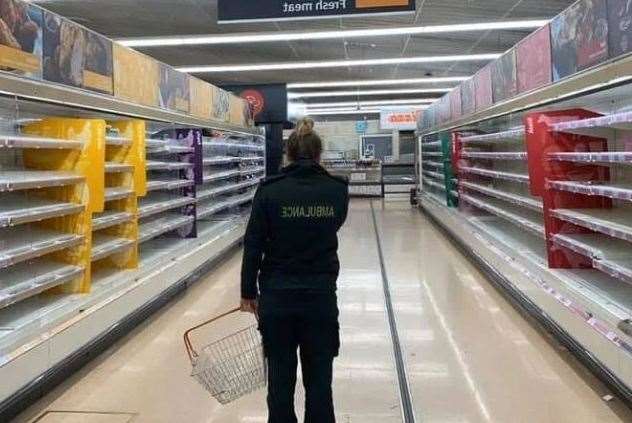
[159,64,190,113]
[450,86,462,120]
[461,78,476,116]
[517,24,552,93]
[608,0,632,57]
[189,77,213,120]
[42,12,114,94]
[380,107,422,131]
[474,65,493,112]
[491,49,518,103]
[212,86,231,123]
[217,0,415,23]
[551,0,609,81]
[113,44,159,107]
[0,0,43,79]
[224,84,288,124]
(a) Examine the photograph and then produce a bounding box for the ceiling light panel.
[118,20,548,48]
[287,77,469,89]
[288,88,451,99]
[297,99,436,107]
[177,54,501,73]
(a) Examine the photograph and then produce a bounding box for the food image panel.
[0,0,43,79]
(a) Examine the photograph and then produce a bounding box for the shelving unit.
[198,132,265,224]
[420,132,457,206]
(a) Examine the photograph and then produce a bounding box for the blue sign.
[355,120,368,134]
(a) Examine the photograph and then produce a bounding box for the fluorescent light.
[177,54,501,73]
[308,109,382,116]
[289,88,450,99]
[306,105,428,112]
[119,20,548,47]
[287,77,469,89]
[298,99,436,108]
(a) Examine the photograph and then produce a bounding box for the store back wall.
[312,119,388,154]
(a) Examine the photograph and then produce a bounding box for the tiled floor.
[14,200,632,422]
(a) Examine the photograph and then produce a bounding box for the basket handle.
[184,306,241,362]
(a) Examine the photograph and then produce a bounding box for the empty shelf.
[423,179,446,192]
[105,162,134,173]
[203,170,240,183]
[205,142,265,151]
[460,181,542,211]
[421,161,444,170]
[241,156,265,162]
[197,181,257,201]
[0,134,83,150]
[166,145,195,154]
[146,161,194,171]
[240,166,265,176]
[460,167,530,183]
[551,209,632,243]
[197,202,233,219]
[594,259,632,285]
[462,151,528,160]
[146,138,168,149]
[146,179,194,192]
[422,170,445,181]
[0,194,83,227]
[139,214,195,243]
[460,193,545,238]
[421,141,441,148]
[548,151,632,164]
[550,233,632,260]
[460,127,525,144]
[0,171,83,191]
[105,136,132,146]
[422,152,443,158]
[203,157,241,165]
[91,234,134,261]
[551,111,632,133]
[92,211,134,231]
[104,187,134,202]
[139,195,196,218]
[0,228,84,268]
[547,180,632,202]
[0,260,83,309]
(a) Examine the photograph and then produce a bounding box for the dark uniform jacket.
[241,159,349,299]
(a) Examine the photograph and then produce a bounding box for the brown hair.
[287,117,323,162]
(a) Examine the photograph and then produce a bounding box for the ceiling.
[33,0,575,107]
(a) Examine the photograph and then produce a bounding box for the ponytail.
[287,118,322,162]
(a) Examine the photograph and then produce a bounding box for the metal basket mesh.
[191,324,267,404]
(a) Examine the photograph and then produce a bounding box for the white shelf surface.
[595,259,632,285]
[0,194,83,227]
[203,169,241,184]
[460,193,545,238]
[145,179,194,192]
[105,136,132,146]
[423,179,446,192]
[547,180,632,201]
[139,195,196,218]
[422,152,443,158]
[460,181,542,211]
[92,211,134,231]
[197,193,255,220]
[197,179,259,201]
[421,161,444,170]
[0,171,84,191]
[462,151,528,160]
[105,162,134,173]
[551,111,632,134]
[139,214,194,243]
[422,170,445,181]
[203,156,241,166]
[145,139,167,149]
[460,127,525,144]
[421,140,441,148]
[0,228,84,268]
[104,187,135,202]
[241,156,265,163]
[551,233,632,260]
[0,134,82,150]
[91,234,134,262]
[165,145,194,154]
[204,141,265,151]
[548,151,632,164]
[552,208,632,243]
[460,166,530,183]
[146,160,193,171]
[0,259,83,309]
[240,166,265,176]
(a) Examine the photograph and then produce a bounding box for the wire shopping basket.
[184,307,267,405]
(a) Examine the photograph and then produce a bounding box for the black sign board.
[218,0,415,23]
[224,84,288,124]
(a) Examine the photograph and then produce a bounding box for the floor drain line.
[370,202,417,423]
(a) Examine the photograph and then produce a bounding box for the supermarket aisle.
[14,200,632,423]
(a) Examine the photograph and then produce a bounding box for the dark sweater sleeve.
[337,184,350,230]
[241,187,267,299]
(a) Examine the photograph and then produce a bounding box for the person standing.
[241,118,349,423]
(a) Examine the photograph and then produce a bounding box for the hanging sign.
[380,108,422,131]
[218,0,415,24]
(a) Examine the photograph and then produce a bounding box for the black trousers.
[258,291,339,423]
